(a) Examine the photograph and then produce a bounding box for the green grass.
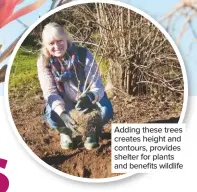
[96,56,110,85]
[9,48,41,98]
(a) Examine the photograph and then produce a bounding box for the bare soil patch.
[9,90,182,179]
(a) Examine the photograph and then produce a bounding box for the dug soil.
[9,90,182,179]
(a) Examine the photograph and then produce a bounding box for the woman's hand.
[60,112,78,134]
[75,92,95,111]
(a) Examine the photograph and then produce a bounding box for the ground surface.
[9,89,182,179]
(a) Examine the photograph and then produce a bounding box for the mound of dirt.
[70,108,102,137]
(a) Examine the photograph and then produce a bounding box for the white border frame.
[4,0,188,183]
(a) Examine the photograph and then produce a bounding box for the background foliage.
[10,3,184,101]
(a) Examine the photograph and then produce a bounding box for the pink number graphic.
[0,159,9,192]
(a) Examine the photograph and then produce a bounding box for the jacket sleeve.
[37,56,65,116]
[84,50,105,102]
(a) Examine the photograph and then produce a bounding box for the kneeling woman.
[37,22,113,150]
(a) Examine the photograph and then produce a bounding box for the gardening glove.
[60,112,79,135]
[75,92,95,112]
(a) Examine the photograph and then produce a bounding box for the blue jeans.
[44,93,113,129]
